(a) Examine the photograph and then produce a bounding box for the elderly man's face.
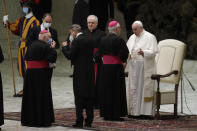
[42,32,51,43]
[132,24,143,37]
[87,18,98,32]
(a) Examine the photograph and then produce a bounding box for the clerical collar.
[89,28,97,33]
[25,12,33,19]
[76,32,83,38]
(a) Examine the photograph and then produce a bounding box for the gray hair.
[133,20,143,28]
[108,23,120,33]
[87,15,98,23]
[71,24,81,32]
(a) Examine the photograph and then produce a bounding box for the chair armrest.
[151,70,178,80]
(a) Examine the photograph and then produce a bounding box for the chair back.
[156,39,186,84]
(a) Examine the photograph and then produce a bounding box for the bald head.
[39,32,51,43]
[132,20,144,36]
[87,15,98,32]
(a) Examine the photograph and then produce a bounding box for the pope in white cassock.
[126,21,158,116]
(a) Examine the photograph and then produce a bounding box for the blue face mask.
[23,7,29,14]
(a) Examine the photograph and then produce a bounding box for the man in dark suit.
[27,13,59,48]
[62,24,95,128]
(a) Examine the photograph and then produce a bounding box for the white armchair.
[151,39,186,119]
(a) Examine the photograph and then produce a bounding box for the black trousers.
[75,97,94,125]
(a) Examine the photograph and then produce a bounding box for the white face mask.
[43,22,51,28]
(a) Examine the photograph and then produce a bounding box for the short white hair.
[133,20,143,28]
[87,15,98,23]
[108,23,120,32]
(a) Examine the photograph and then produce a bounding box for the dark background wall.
[0,0,196,59]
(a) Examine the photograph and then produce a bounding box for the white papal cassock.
[126,30,158,116]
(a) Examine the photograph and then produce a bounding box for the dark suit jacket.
[72,0,89,30]
[27,25,59,49]
[62,33,95,98]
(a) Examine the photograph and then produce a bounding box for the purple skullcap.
[108,20,118,28]
[39,30,49,34]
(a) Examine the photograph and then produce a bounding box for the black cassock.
[21,40,57,127]
[83,28,105,108]
[0,45,4,126]
[27,26,59,48]
[98,33,129,120]
[89,0,114,31]
[62,33,95,125]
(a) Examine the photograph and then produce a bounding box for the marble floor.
[0,52,197,131]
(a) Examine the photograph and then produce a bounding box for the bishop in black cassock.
[21,30,57,127]
[98,21,128,121]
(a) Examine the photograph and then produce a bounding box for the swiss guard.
[3,0,40,96]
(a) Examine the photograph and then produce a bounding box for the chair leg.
[174,103,177,116]
[156,92,160,120]
[155,80,161,120]
[174,84,178,117]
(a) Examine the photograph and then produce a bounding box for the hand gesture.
[138,48,144,57]
[51,40,56,48]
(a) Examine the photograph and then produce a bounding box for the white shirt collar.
[40,23,50,31]
[25,12,33,19]
[76,32,83,38]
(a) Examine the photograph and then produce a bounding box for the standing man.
[89,0,114,31]
[62,24,95,128]
[126,21,158,117]
[21,30,57,127]
[84,15,105,108]
[3,0,40,96]
[67,0,90,77]
[27,13,59,48]
[0,45,4,129]
[98,21,129,121]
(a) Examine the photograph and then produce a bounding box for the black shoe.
[128,115,141,119]
[112,118,124,121]
[140,115,153,120]
[84,123,92,127]
[72,124,83,128]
